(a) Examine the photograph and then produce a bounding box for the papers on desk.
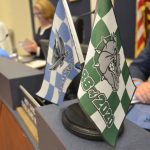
[10,54,46,69]
[127,103,150,130]
[10,54,35,63]
[128,95,150,130]
[131,96,140,104]
[25,59,46,69]
[17,55,35,63]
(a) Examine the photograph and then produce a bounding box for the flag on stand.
[37,0,84,104]
[135,0,150,57]
[78,0,135,146]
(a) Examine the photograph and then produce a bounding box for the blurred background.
[0,0,140,59]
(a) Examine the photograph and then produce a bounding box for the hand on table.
[21,39,38,54]
[134,81,150,104]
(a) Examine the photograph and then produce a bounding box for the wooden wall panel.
[0,102,33,150]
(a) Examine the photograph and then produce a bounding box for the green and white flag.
[78,0,135,146]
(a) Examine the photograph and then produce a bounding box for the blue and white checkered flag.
[36,0,84,104]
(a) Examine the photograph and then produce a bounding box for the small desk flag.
[37,0,84,104]
[78,0,135,146]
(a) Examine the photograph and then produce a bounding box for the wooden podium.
[0,100,34,150]
[0,58,43,150]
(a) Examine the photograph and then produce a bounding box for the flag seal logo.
[93,34,121,91]
[50,30,68,70]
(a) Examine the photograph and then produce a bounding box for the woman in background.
[22,0,55,59]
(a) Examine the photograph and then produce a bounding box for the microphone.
[72,10,95,23]
[0,34,9,42]
[72,10,95,43]
[78,10,95,18]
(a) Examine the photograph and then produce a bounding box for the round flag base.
[62,103,124,141]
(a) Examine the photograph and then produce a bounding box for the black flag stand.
[62,102,124,141]
[62,102,104,140]
[62,61,124,141]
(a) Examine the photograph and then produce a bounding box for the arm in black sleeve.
[129,31,150,81]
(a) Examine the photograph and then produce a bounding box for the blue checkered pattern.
[36,0,83,104]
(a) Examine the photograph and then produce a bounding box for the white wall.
[0,0,33,54]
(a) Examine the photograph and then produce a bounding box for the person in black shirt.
[22,0,55,59]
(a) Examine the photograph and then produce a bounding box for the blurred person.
[0,21,12,53]
[129,31,150,104]
[0,48,10,58]
[22,0,55,59]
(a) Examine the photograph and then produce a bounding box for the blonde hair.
[34,0,55,20]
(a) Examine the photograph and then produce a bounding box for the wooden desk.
[0,100,34,150]
[16,106,39,143]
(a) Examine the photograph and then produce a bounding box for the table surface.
[0,57,43,79]
[36,100,150,150]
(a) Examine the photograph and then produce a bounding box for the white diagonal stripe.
[85,41,95,63]
[137,25,145,41]
[47,47,53,64]
[114,103,125,129]
[37,80,49,98]
[66,37,79,65]
[95,80,112,98]
[119,47,125,70]
[91,111,106,132]
[102,8,117,33]
[62,78,72,93]
[117,74,125,101]
[126,76,136,99]
[50,70,57,86]
[53,13,63,31]
[51,87,59,104]
[78,85,86,99]
[57,61,69,74]
[93,13,102,29]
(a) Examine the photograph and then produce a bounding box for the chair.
[40,39,49,59]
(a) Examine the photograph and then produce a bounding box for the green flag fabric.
[78,0,135,146]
